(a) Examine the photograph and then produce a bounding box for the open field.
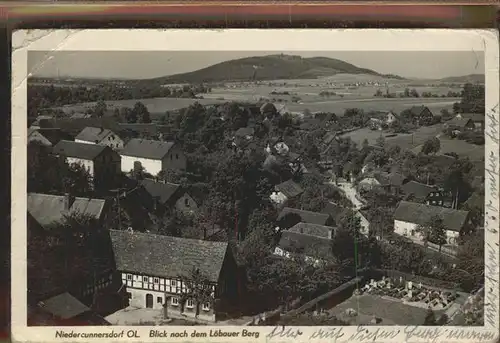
[412,138,485,161]
[54,75,460,117]
[341,124,444,149]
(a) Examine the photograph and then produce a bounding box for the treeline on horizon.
[27,83,212,118]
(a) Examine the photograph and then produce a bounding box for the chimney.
[63,193,74,211]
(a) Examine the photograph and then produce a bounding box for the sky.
[28,51,485,80]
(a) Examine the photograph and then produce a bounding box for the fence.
[426,241,458,257]
[280,275,365,321]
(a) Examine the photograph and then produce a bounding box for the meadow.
[56,74,461,117]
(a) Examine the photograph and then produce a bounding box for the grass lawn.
[328,294,432,325]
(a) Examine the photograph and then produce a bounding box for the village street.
[330,179,365,210]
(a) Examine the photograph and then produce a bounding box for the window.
[165,280,170,286]
[171,297,179,306]
[186,299,194,309]
[127,274,132,281]
[176,154,179,160]
[143,276,148,282]
[184,198,190,207]
[154,277,159,284]
[157,297,163,304]
[170,155,173,160]
[202,302,210,311]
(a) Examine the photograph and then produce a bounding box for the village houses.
[140,179,199,216]
[274,222,337,264]
[270,179,304,207]
[277,207,334,227]
[368,111,399,130]
[75,126,124,149]
[393,201,470,246]
[27,193,115,307]
[109,230,239,322]
[408,106,435,125]
[401,181,448,207]
[52,140,121,190]
[120,138,186,176]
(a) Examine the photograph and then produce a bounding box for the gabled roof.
[75,127,116,143]
[460,113,485,122]
[140,179,181,205]
[289,222,337,239]
[374,172,405,187]
[234,127,254,137]
[109,230,229,283]
[401,181,437,199]
[393,201,469,231]
[278,207,332,226]
[52,140,108,160]
[28,193,107,228]
[38,293,90,320]
[321,202,346,223]
[409,105,433,117]
[275,180,304,198]
[446,117,471,128]
[278,230,332,256]
[121,139,175,160]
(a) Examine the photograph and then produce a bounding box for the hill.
[438,74,484,84]
[151,54,404,84]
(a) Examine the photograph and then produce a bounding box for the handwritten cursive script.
[404,326,444,343]
[267,326,303,341]
[347,326,400,342]
[309,327,344,342]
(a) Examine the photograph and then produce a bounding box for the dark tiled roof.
[75,127,117,143]
[37,129,73,145]
[278,207,332,226]
[446,117,471,128]
[375,172,405,187]
[121,139,175,160]
[460,113,485,122]
[234,127,254,137]
[393,201,469,231]
[278,231,332,256]
[409,106,433,117]
[28,193,107,227]
[299,119,322,131]
[321,202,346,222]
[52,140,108,160]
[39,293,90,320]
[109,230,228,283]
[140,179,180,205]
[275,180,304,198]
[401,181,437,199]
[289,222,337,239]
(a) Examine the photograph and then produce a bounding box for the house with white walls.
[120,139,186,176]
[109,230,239,322]
[393,201,470,246]
[52,140,121,190]
[75,127,124,149]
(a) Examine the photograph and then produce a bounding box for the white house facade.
[393,201,469,247]
[120,139,186,176]
[121,272,215,316]
[75,127,124,149]
[110,230,239,323]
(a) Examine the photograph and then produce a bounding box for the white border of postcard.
[11,29,500,343]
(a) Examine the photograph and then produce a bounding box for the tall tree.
[93,100,107,118]
[421,137,441,155]
[416,215,447,251]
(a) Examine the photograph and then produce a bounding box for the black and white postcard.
[11,29,499,343]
